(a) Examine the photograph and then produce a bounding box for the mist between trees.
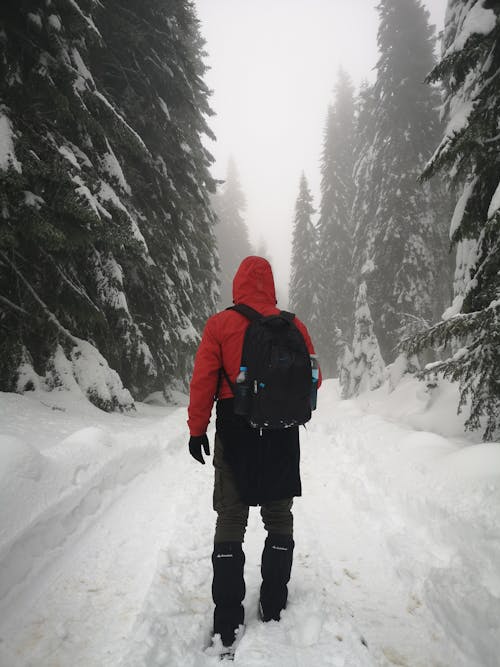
[0,1,499,440]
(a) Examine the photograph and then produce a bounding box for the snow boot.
[259,533,294,622]
[212,541,245,647]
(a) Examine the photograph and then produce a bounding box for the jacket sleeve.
[187,316,222,436]
[295,318,323,388]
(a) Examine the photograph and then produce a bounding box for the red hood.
[232,256,277,305]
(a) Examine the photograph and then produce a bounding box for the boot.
[259,533,294,622]
[212,541,245,647]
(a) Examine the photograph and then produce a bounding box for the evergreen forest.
[0,0,219,409]
[1,0,499,441]
[289,0,500,441]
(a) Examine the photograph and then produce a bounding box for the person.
[187,255,320,650]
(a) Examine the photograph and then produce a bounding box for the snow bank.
[347,378,500,666]
[0,393,172,618]
[0,435,46,486]
[17,341,135,413]
[358,374,470,440]
[1,374,498,665]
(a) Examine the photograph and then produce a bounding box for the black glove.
[189,434,210,465]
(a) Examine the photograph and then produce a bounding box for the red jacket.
[188,256,320,436]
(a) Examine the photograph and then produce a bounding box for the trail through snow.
[0,380,498,666]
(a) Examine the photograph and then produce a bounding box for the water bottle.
[310,355,319,411]
[236,366,247,385]
[234,366,250,416]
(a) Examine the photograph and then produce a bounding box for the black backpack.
[221,303,312,429]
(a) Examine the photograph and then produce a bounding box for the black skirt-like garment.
[215,398,302,506]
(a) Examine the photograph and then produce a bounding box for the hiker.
[187,255,320,652]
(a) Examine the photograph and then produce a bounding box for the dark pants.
[211,434,295,643]
[212,434,293,543]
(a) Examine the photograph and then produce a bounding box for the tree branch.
[0,251,78,345]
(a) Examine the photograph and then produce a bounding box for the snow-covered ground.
[0,378,499,666]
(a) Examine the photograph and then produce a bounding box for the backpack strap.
[227,303,263,321]
[215,366,236,400]
[279,310,296,323]
[228,304,296,324]
[217,304,261,399]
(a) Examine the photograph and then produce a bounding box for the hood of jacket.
[232,256,277,305]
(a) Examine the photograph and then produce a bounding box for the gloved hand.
[189,434,210,465]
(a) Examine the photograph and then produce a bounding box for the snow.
[442,294,464,320]
[17,340,135,413]
[445,237,481,315]
[23,191,44,209]
[445,3,497,56]
[71,48,94,92]
[69,142,93,168]
[27,13,42,29]
[93,91,150,155]
[487,178,500,219]
[0,112,22,173]
[71,174,111,219]
[0,378,498,666]
[67,0,101,38]
[58,145,80,169]
[101,140,131,194]
[69,340,134,411]
[445,95,475,140]
[450,177,477,239]
[158,97,171,121]
[94,254,130,314]
[48,14,62,31]
[360,258,375,275]
[452,346,468,361]
[98,181,149,251]
[178,320,199,344]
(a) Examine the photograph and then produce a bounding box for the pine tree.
[289,174,319,330]
[351,0,449,362]
[0,1,218,408]
[212,157,252,306]
[91,0,219,387]
[316,69,356,377]
[342,282,386,398]
[403,1,500,440]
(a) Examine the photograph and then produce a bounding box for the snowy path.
[0,382,498,666]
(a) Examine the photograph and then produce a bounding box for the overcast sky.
[195,0,448,303]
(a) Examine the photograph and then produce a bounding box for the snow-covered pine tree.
[351,80,377,278]
[212,158,252,306]
[316,69,356,377]
[0,1,218,408]
[342,282,386,398]
[351,0,449,362]
[403,0,500,440]
[289,174,319,331]
[91,0,219,387]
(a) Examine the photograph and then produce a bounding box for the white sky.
[195,0,448,303]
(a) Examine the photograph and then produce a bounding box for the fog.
[195,0,447,303]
